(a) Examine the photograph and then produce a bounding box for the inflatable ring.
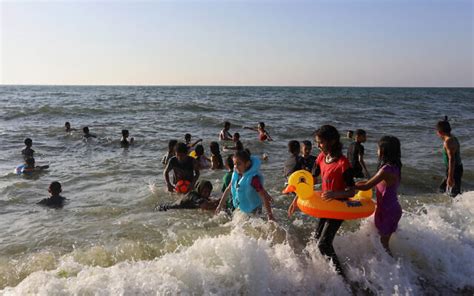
[283,170,375,220]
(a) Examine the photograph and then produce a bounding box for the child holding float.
[287,125,355,277]
[216,150,274,221]
[355,136,402,256]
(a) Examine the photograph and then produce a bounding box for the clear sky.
[1,0,472,87]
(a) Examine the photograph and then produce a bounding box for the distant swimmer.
[120,129,134,148]
[209,141,224,170]
[347,129,370,178]
[21,138,35,160]
[244,122,273,141]
[219,121,233,141]
[82,126,97,139]
[223,132,244,151]
[38,181,66,208]
[157,180,219,211]
[194,144,211,170]
[16,157,49,175]
[184,133,202,151]
[436,116,463,197]
[65,122,77,132]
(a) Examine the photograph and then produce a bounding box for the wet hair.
[168,139,178,152]
[209,141,221,155]
[175,142,188,154]
[184,133,191,141]
[436,116,451,134]
[224,121,231,128]
[355,129,366,136]
[24,138,33,147]
[196,180,213,195]
[302,140,312,149]
[225,155,234,170]
[49,181,62,195]
[314,125,342,157]
[233,132,240,140]
[195,144,204,156]
[83,127,89,134]
[288,140,300,155]
[378,136,402,177]
[122,129,129,137]
[25,157,35,166]
[234,149,251,162]
[65,122,70,127]
[258,122,265,129]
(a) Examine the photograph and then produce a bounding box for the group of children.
[19,117,463,280]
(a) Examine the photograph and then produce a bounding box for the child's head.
[48,181,62,196]
[288,140,300,156]
[196,180,213,199]
[436,117,451,137]
[258,122,265,130]
[378,136,402,170]
[225,155,234,171]
[168,139,178,153]
[194,144,204,156]
[314,125,342,157]
[83,127,90,134]
[355,129,367,143]
[65,122,71,129]
[24,138,33,147]
[209,142,220,155]
[224,121,231,130]
[233,150,251,174]
[175,142,188,161]
[347,130,354,139]
[233,132,240,141]
[122,129,129,138]
[25,157,35,168]
[184,133,191,142]
[301,140,312,157]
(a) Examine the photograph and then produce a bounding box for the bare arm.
[258,189,275,221]
[163,163,174,192]
[359,153,370,177]
[215,184,232,214]
[354,169,385,191]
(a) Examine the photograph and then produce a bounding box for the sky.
[0,0,473,87]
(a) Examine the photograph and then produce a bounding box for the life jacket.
[231,156,264,213]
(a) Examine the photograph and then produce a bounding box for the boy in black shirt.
[347,129,370,178]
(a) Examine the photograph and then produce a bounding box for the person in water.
[346,130,354,140]
[223,132,244,151]
[221,155,235,211]
[284,140,303,178]
[157,180,219,211]
[164,142,200,192]
[209,141,224,170]
[288,125,355,277]
[355,136,402,256]
[65,122,77,132]
[194,144,211,170]
[185,133,202,151]
[120,129,134,148]
[162,140,178,165]
[300,140,317,173]
[244,122,273,141]
[216,150,275,221]
[17,157,49,174]
[21,138,35,160]
[347,129,370,178]
[38,181,66,208]
[219,121,233,141]
[436,117,463,197]
[82,127,97,139]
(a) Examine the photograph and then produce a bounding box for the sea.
[0,85,473,295]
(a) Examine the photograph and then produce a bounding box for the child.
[347,130,354,140]
[21,138,34,160]
[16,157,49,175]
[120,129,134,148]
[65,122,76,132]
[209,142,224,170]
[347,129,370,178]
[223,132,244,151]
[301,140,317,173]
[82,127,97,139]
[288,125,355,277]
[38,181,66,208]
[164,142,200,192]
[194,144,211,170]
[436,117,463,197]
[216,150,275,221]
[219,121,233,141]
[162,140,178,165]
[284,140,303,178]
[355,136,402,256]
[185,133,202,151]
[222,155,235,211]
[244,122,273,141]
[157,180,219,211]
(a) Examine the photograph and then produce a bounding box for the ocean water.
[0,85,473,295]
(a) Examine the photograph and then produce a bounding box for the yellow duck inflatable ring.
[283,170,375,220]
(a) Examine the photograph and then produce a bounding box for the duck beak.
[282,184,296,194]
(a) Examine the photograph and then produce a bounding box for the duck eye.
[298,177,306,184]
